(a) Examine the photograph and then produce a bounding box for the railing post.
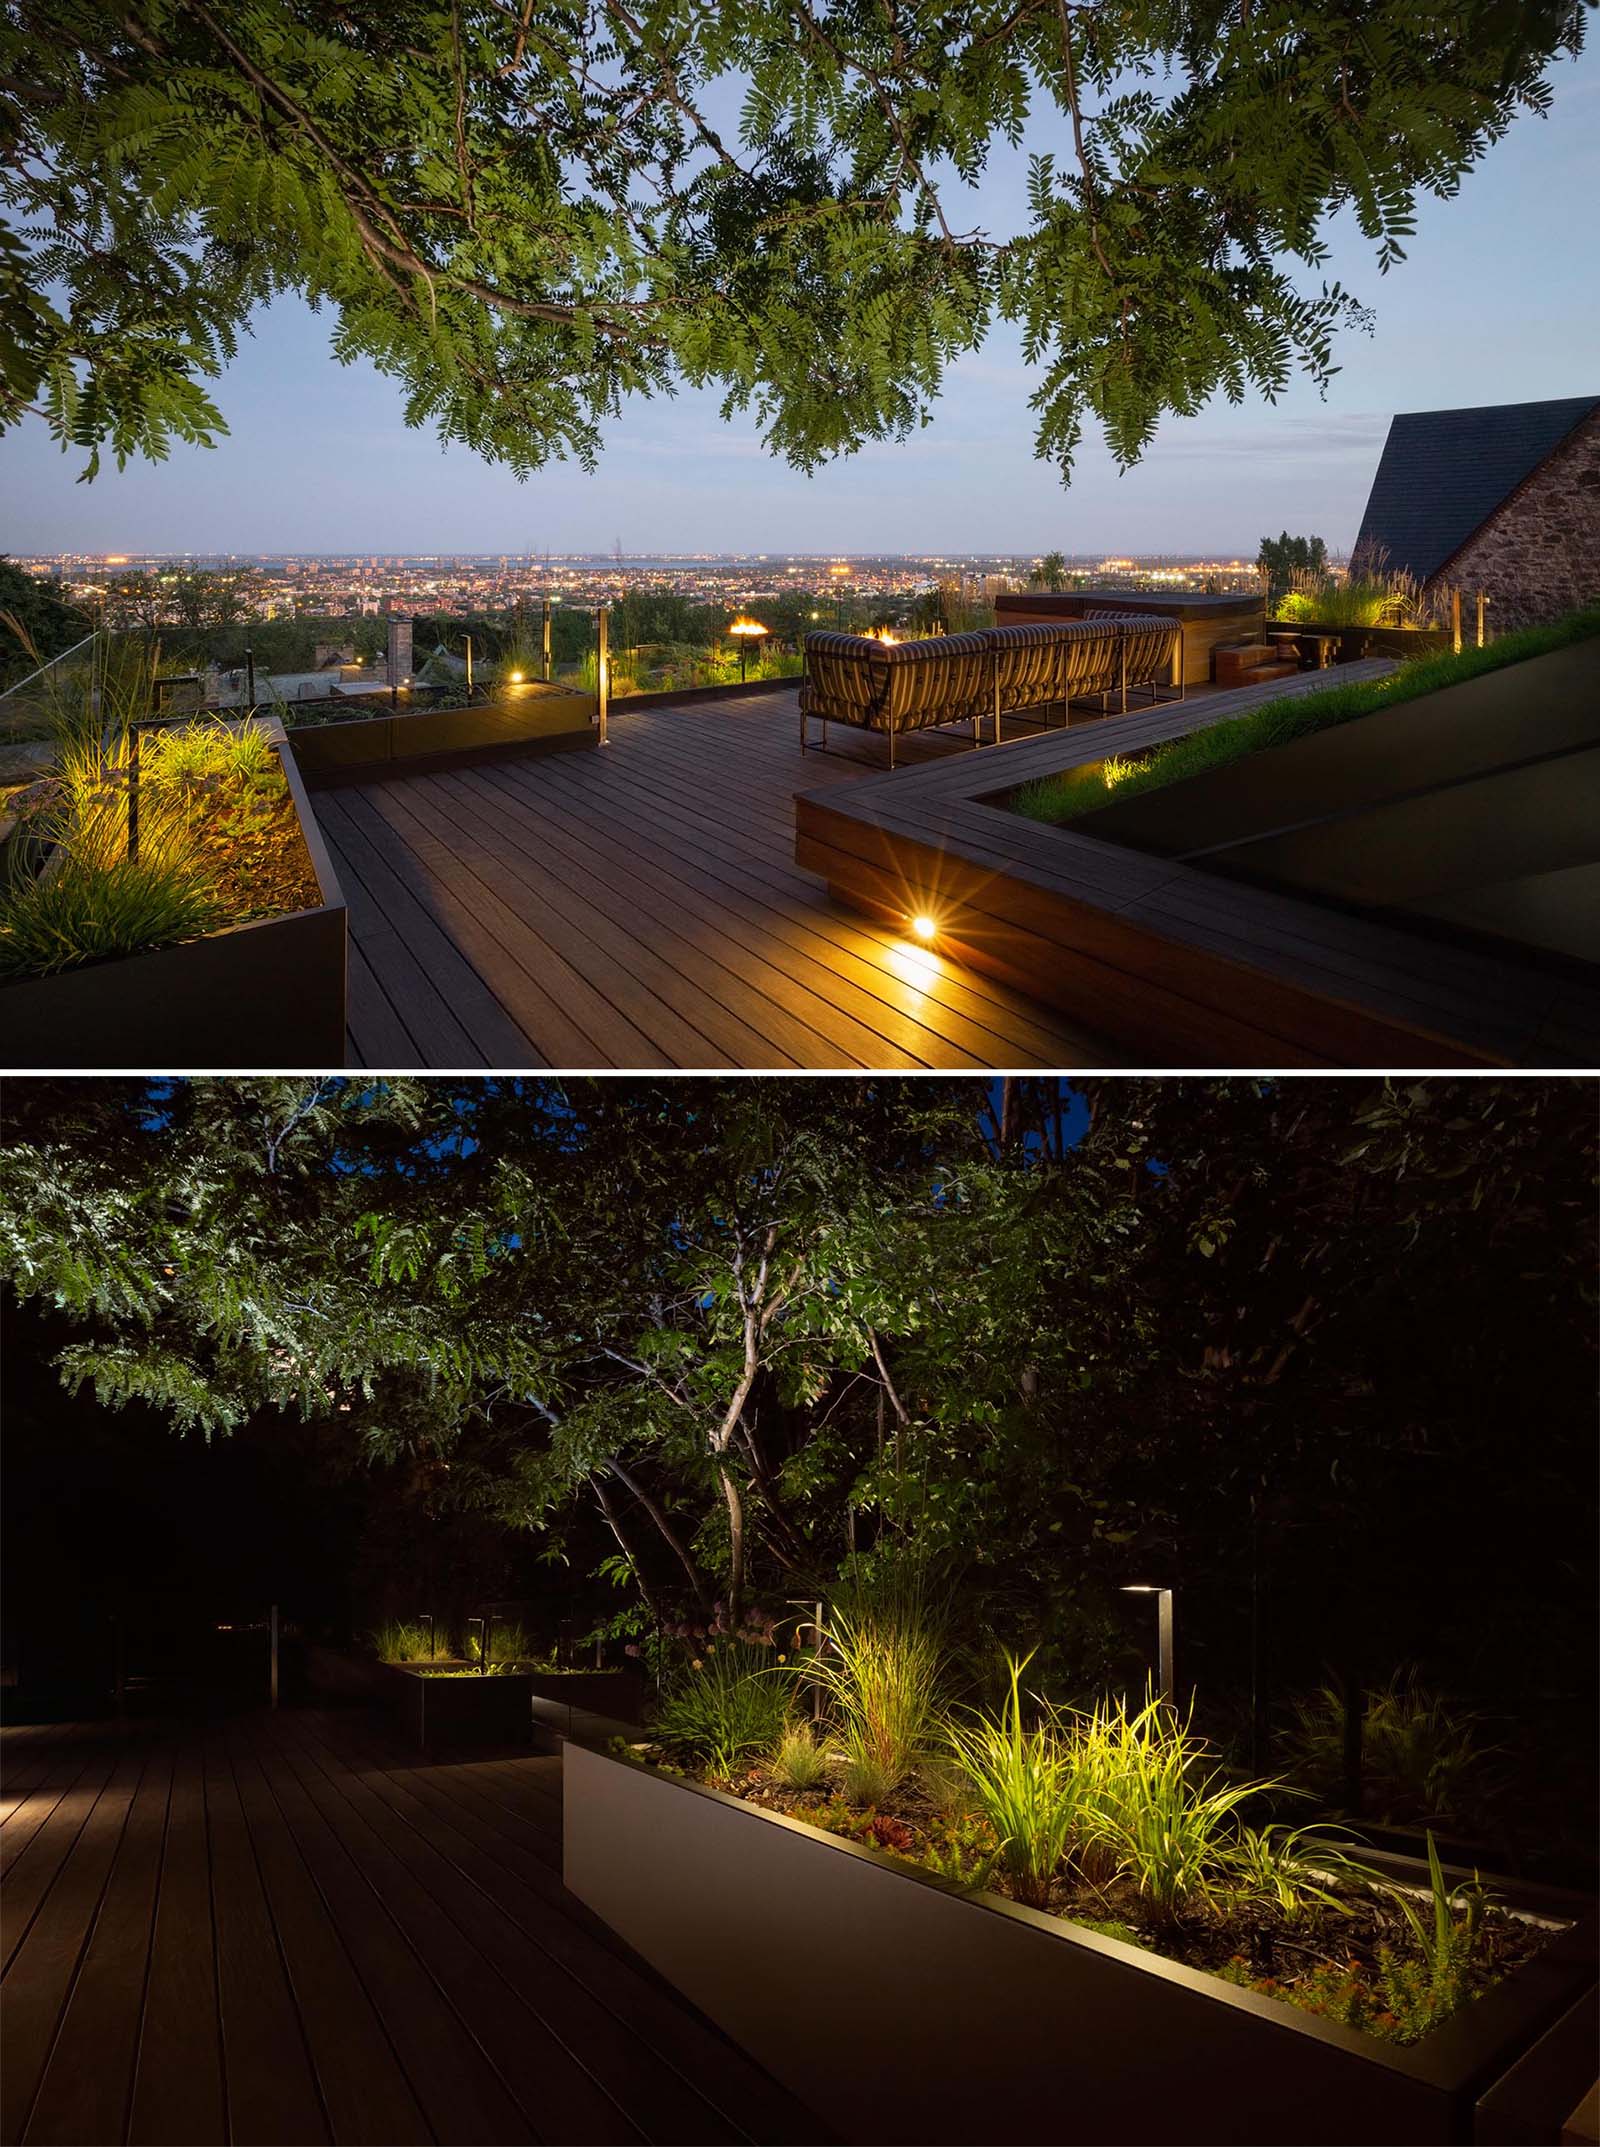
[542,599,552,682]
[1476,591,1487,649]
[1451,588,1462,655]
[596,604,610,746]
[465,634,473,695]
[269,1602,279,1710]
[245,645,256,708]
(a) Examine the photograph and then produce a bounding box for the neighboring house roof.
[1353,395,1599,585]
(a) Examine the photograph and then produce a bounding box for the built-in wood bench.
[794,659,1600,1068]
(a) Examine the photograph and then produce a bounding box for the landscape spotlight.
[910,913,938,942]
[1120,1584,1175,1706]
[509,669,524,683]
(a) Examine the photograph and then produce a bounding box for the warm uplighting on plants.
[728,615,769,682]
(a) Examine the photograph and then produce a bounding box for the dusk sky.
[4,41,1597,558]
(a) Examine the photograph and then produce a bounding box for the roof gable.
[1353,396,1598,584]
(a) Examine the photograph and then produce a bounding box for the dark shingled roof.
[1353,395,1598,585]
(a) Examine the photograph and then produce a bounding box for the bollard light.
[1120,1584,1175,1706]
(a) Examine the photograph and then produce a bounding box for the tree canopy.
[1,3,1585,482]
[3,1075,1593,1705]
[1257,529,1329,594]
[0,556,90,685]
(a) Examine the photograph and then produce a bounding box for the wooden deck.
[0,1710,823,2147]
[308,689,1124,1069]
[796,663,1600,1068]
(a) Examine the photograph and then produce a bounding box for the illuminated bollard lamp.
[1120,1582,1175,1706]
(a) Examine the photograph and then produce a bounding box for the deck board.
[0,1713,823,2147]
[308,689,1121,1069]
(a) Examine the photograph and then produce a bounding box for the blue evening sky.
[3,42,1597,558]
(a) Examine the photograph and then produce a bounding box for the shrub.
[653,1641,792,1781]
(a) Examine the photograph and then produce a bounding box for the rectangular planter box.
[287,687,596,782]
[1268,621,1456,665]
[2,718,346,1069]
[564,1741,1598,2147]
[528,1668,645,1721]
[379,1662,540,1751]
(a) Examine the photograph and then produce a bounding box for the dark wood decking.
[0,1711,822,2147]
[796,663,1600,1068]
[309,689,1123,1069]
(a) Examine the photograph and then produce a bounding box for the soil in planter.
[185,769,320,924]
[631,1748,1559,2047]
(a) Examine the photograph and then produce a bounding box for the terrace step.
[1213,643,1301,687]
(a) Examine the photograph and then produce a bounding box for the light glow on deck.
[886,941,942,993]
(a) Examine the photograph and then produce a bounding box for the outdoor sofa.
[800,615,1183,766]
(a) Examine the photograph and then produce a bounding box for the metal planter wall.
[563,1740,1598,2147]
[2,724,346,1070]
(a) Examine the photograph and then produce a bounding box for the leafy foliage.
[1256,532,1327,599]
[1,4,1583,481]
[1282,1670,1503,1827]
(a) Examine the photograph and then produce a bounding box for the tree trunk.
[590,1474,664,1628]
[718,1464,746,1626]
[605,1458,712,1613]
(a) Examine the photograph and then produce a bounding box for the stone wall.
[1430,409,1600,631]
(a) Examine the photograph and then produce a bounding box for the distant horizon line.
[15,547,1291,564]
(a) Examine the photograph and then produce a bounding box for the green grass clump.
[1012,603,1600,828]
[368,1619,453,1665]
[769,1718,830,1791]
[1073,1692,1268,1926]
[1281,1668,1502,1826]
[810,1601,947,1805]
[0,845,225,979]
[0,712,305,980]
[465,1617,539,1668]
[652,1640,792,1782]
[945,1653,1082,1909]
